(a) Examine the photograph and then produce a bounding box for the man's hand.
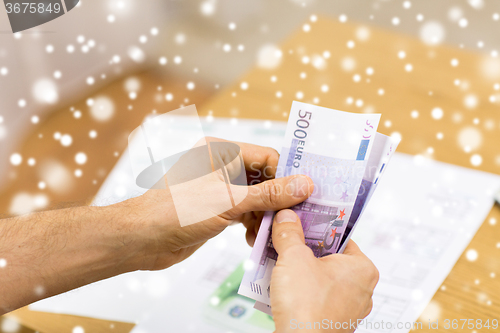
[120,137,314,270]
[269,209,379,333]
[0,138,313,314]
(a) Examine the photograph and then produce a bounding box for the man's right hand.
[269,209,379,333]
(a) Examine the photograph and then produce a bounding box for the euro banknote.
[238,101,399,308]
[251,131,399,313]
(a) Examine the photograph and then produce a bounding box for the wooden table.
[2,17,499,332]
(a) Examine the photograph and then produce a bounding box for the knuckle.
[367,260,379,284]
[269,147,279,160]
[274,225,304,243]
[261,180,283,207]
[373,267,380,283]
[275,228,290,240]
[364,301,374,318]
[263,148,279,179]
[275,226,297,240]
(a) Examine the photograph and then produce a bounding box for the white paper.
[30,116,500,333]
[352,153,500,332]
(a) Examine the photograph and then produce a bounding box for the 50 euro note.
[238,101,399,308]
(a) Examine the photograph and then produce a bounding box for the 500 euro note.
[252,131,400,315]
[238,101,399,308]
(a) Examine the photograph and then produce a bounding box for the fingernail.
[289,175,310,198]
[275,209,298,223]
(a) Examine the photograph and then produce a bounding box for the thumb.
[228,175,314,218]
[271,209,306,254]
[342,240,364,257]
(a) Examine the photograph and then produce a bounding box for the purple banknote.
[238,101,399,309]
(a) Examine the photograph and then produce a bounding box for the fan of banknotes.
[238,101,400,314]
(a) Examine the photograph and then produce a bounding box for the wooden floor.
[2,17,500,333]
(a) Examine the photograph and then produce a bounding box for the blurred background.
[1,0,500,216]
[0,0,499,212]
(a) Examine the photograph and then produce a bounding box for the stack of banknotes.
[238,101,400,314]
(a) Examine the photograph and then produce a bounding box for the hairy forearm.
[0,204,147,315]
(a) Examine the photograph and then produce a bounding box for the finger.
[228,175,314,217]
[205,137,279,180]
[343,241,380,289]
[271,209,306,255]
[246,229,256,247]
[246,213,264,247]
[239,211,257,230]
[342,240,364,256]
[239,142,279,181]
[239,212,258,246]
[233,210,263,247]
[242,211,263,242]
[253,212,263,236]
[362,298,374,318]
